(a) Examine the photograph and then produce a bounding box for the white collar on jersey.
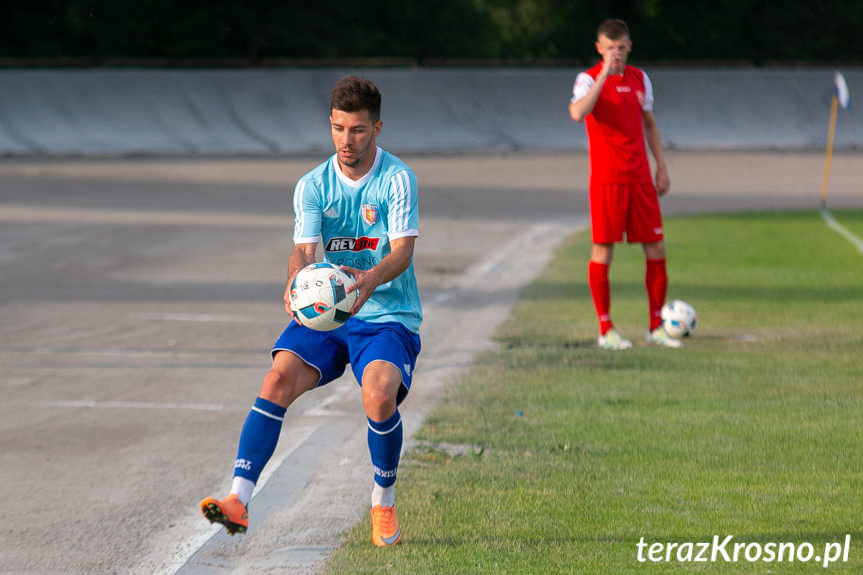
[333,146,383,189]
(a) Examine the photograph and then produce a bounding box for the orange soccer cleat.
[370,505,402,547]
[200,494,249,535]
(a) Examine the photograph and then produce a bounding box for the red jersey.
[574,63,653,185]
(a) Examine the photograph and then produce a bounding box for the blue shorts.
[271,318,421,405]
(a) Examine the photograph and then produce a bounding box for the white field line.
[821,209,863,254]
[0,204,288,227]
[9,399,233,412]
[130,312,276,323]
[423,219,580,309]
[4,347,228,358]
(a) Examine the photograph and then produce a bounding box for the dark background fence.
[3,0,863,66]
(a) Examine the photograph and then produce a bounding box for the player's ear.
[373,120,383,137]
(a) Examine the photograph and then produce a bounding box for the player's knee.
[262,368,287,388]
[259,369,290,405]
[591,244,614,264]
[260,365,314,407]
[643,241,666,259]
[362,386,396,420]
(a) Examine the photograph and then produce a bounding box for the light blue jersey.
[293,146,422,333]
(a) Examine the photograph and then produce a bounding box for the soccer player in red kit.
[569,18,681,349]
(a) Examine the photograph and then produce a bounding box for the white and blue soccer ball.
[661,300,698,338]
[289,262,357,331]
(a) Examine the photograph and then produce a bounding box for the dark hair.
[329,75,382,122]
[597,19,630,41]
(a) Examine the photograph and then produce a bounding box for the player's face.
[596,34,632,74]
[330,108,382,175]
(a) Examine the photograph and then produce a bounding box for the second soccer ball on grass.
[661,300,698,338]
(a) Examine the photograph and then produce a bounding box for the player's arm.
[287,176,323,317]
[643,110,670,196]
[569,51,614,123]
[288,242,317,281]
[283,242,317,318]
[341,236,415,315]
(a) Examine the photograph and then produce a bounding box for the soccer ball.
[289,262,357,331]
[661,300,698,338]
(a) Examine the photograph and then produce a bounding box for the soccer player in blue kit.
[201,76,421,547]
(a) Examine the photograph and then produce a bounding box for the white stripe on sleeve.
[292,180,307,240]
[391,171,412,232]
[388,229,418,240]
[641,70,655,111]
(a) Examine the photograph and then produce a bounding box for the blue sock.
[367,410,403,488]
[233,397,286,483]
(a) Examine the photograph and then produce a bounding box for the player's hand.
[656,168,671,196]
[339,265,372,316]
[655,164,670,196]
[283,269,301,323]
[599,49,616,79]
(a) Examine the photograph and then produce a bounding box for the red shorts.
[589,182,664,244]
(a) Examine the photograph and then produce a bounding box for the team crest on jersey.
[637,90,646,106]
[360,204,379,225]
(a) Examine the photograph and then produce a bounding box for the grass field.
[324,209,863,574]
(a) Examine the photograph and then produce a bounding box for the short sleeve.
[292,179,322,244]
[641,70,655,112]
[387,169,419,240]
[571,72,594,104]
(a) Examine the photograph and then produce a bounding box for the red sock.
[645,258,668,331]
[588,260,613,335]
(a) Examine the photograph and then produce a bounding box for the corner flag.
[821,72,851,207]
